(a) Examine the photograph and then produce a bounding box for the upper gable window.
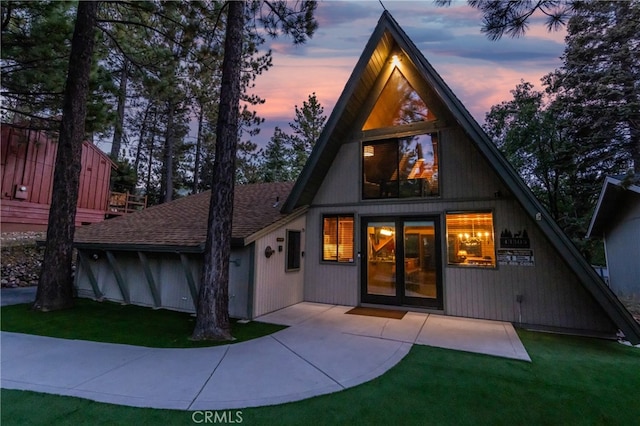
[363,133,439,199]
[363,68,436,131]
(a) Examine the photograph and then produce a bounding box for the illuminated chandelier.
[458,222,490,247]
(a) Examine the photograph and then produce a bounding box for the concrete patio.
[0,302,530,410]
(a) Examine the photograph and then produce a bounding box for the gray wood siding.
[303,126,615,333]
[445,200,614,333]
[75,248,252,319]
[304,208,359,306]
[605,199,640,300]
[313,141,361,205]
[252,215,306,317]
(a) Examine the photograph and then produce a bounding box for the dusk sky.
[250,0,567,148]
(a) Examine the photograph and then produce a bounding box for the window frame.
[321,214,355,264]
[361,132,440,201]
[285,229,302,272]
[445,210,497,269]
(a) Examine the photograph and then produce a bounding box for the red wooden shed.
[1,123,115,231]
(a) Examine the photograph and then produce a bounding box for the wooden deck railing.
[108,191,147,215]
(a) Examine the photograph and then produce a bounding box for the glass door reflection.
[366,222,397,296]
[403,221,437,299]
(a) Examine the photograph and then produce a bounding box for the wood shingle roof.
[74,182,296,251]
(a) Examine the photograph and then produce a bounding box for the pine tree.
[435,0,573,40]
[192,0,317,341]
[1,1,113,130]
[33,1,99,311]
[550,0,640,175]
[260,126,293,182]
[485,1,640,261]
[287,92,326,178]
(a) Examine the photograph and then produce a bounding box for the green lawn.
[1,330,639,425]
[0,298,285,348]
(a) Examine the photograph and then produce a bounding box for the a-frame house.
[73,11,639,344]
[282,11,640,343]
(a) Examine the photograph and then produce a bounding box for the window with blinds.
[322,215,354,263]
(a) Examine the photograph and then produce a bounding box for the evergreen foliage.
[436,0,573,40]
[484,1,640,262]
[1,1,114,132]
[258,92,326,182]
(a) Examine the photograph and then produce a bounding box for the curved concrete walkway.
[0,302,530,410]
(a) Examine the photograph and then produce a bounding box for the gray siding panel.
[445,200,614,332]
[314,141,361,206]
[75,249,252,319]
[253,215,306,317]
[606,200,640,300]
[304,209,359,306]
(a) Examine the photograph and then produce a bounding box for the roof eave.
[74,242,205,254]
[245,206,308,245]
[587,177,640,238]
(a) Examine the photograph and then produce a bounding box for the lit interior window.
[363,134,439,199]
[362,68,436,131]
[323,215,354,263]
[446,212,496,267]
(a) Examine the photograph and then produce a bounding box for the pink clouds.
[251,52,354,123]
[435,63,547,123]
[249,1,567,147]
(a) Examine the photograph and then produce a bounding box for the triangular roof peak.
[362,67,436,130]
[282,11,640,343]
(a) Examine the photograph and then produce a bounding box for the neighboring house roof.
[282,11,640,344]
[75,181,300,252]
[586,175,640,237]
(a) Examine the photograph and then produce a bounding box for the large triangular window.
[362,68,436,131]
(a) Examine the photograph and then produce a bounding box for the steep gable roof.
[75,182,300,252]
[587,175,640,237]
[283,11,640,344]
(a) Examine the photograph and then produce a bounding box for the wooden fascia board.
[74,242,205,253]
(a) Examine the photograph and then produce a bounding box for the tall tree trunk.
[145,135,154,199]
[33,1,97,311]
[110,59,129,159]
[161,101,175,203]
[192,106,204,193]
[134,102,152,174]
[192,0,244,341]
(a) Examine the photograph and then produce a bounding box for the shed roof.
[586,176,640,237]
[74,181,298,252]
[282,11,640,344]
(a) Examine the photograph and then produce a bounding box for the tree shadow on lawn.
[0,298,285,348]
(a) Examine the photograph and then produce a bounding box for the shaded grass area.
[2,330,639,425]
[0,298,285,348]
